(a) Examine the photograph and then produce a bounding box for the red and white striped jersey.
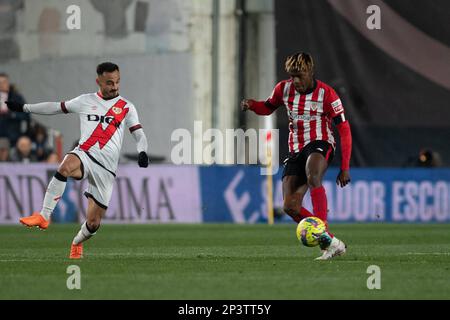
[267,79,345,153]
[62,92,142,173]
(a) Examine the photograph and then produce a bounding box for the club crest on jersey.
[311,102,318,111]
[112,107,122,115]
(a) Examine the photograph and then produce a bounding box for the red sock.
[311,186,328,222]
[292,207,314,223]
[310,186,334,238]
[300,207,314,219]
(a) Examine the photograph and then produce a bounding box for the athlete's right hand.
[240,99,253,111]
[5,101,24,112]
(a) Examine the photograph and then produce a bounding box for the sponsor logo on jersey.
[288,112,321,122]
[87,114,121,127]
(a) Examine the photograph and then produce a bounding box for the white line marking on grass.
[401,252,450,256]
[0,259,49,262]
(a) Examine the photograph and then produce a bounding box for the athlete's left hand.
[336,170,351,187]
[138,151,149,168]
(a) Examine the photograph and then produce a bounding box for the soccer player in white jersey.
[6,62,149,259]
[241,52,352,260]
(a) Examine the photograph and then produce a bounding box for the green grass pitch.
[0,223,449,299]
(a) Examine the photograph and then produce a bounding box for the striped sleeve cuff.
[60,102,69,114]
[129,124,143,133]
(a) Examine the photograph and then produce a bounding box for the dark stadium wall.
[274,0,450,167]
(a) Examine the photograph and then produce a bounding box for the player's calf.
[283,204,301,223]
[283,194,314,223]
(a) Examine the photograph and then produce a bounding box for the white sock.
[72,222,96,245]
[40,172,67,220]
[330,236,339,247]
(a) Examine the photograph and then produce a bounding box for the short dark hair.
[96,62,119,75]
[0,72,9,78]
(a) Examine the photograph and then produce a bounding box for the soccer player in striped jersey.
[241,52,352,260]
[6,62,149,259]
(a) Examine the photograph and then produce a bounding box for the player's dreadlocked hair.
[284,52,314,74]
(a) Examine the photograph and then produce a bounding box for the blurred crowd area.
[0,72,60,164]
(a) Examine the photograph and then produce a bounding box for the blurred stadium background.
[0,0,449,225]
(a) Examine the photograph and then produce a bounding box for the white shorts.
[68,148,116,209]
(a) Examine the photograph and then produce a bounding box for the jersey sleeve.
[62,95,85,114]
[125,104,143,133]
[324,86,346,120]
[265,81,285,109]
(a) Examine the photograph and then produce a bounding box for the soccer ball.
[296,217,326,247]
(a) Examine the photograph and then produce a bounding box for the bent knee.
[57,164,72,177]
[86,220,101,233]
[58,154,82,178]
[307,173,322,188]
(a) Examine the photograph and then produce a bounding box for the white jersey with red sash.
[62,92,142,173]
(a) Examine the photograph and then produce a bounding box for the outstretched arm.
[127,104,149,168]
[6,101,64,115]
[131,128,148,154]
[241,82,284,116]
[241,99,277,115]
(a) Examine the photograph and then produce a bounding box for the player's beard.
[103,90,119,100]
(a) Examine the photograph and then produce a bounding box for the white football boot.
[315,236,347,260]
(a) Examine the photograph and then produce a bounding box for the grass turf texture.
[0,224,449,299]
